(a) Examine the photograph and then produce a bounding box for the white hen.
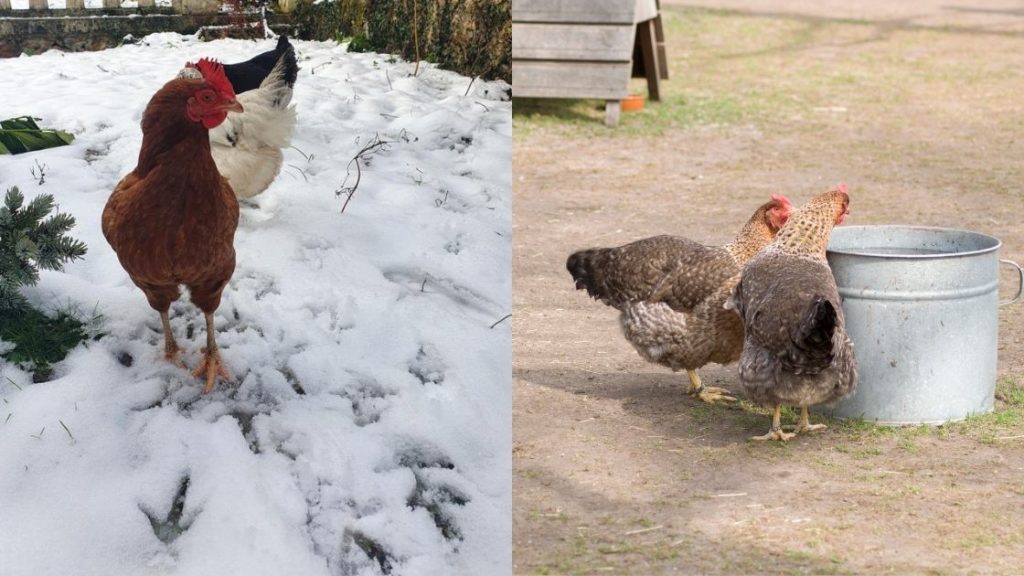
[208,49,298,199]
[181,46,299,200]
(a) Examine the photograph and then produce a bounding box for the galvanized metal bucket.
[820,226,1023,425]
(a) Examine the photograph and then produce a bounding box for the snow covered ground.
[0,34,510,576]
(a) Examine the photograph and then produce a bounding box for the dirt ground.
[513,2,1024,574]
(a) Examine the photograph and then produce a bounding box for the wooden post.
[654,14,668,80]
[102,0,121,7]
[605,100,621,127]
[29,0,48,10]
[138,0,155,7]
[636,19,661,101]
[0,0,13,9]
[65,0,85,9]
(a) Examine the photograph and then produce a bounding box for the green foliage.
[346,34,373,53]
[0,187,87,312]
[292,0,367,42]
[365,0,510,81]
[292,0,510,81]
[0,116,75,155]
[0,306,87,379]
[0,186,90,379]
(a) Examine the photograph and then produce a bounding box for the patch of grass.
[0,305,93,381]
[958,533,998,550]
[824,376,1024,448]
[596,543,639,555]
[688,402,729,425]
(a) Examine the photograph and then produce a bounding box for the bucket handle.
[1000,259,1024,306]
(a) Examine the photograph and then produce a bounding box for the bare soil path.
[513,2,1024,573]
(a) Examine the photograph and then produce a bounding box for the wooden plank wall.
[512,0,638,102]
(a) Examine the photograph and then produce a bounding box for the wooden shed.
[512,0,668,126]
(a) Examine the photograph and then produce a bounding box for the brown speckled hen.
[727,185,857,441]
[566,196,792,404]
[102,60,242,393]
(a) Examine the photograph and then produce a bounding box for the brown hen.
[727,185,858,441]
[566,195,792,404]
[102,60,242,393]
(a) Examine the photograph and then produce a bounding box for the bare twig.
[30,427,45,440]
[5,377,22,391]
[336,134,392,213]
[464,76,478,97]
[311,61,330,75]
[386,68,392,91]
[489,313,511,329]
[412,0,421,77]
[30,159,47,185]
[4,413,11,424]
[474,101,491,111]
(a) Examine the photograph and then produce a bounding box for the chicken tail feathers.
[567,249,613,301]
[275,35,291,54]
[279,44,299,90]
[784,295,837,372]
[259,46,298,110]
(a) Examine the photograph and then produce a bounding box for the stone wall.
[0,9,292,58]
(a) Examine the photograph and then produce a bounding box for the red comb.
[771,193,792,207]
[193,58,235,98]
[836,182,848,194]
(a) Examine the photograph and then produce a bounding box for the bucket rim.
[827,224,1002,259]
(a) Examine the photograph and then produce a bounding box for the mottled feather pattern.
[731,188,857,408]
[566,197,789,376]
[566,236,736,311]
[734,252,856,406]
[622,276,745,370]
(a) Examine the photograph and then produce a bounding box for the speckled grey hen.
[566,195,792,404]
[727,185,857,441]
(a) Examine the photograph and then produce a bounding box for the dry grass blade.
[59,419,75,442]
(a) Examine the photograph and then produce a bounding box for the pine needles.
[0,186,89,380]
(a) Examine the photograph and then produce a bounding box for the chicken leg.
[751,405,795,441]
[787,406,827,434]
[192,312,230,393]
[686,369,737,404]
[160,311,186,368]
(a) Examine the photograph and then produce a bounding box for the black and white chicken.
[181,36,299,199]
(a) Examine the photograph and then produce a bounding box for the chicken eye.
[201,92,214,103]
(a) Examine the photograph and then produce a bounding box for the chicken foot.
[192,312,231,393]
[751,405,795,441]
[160,311,186,368]
[784,406,827,434]
[686,369,737,404]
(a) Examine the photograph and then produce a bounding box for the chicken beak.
[222,98,243,113]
